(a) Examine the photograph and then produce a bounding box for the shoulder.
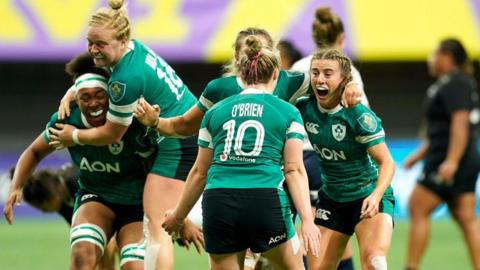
[346,104,382,132]
[205,76,237,91]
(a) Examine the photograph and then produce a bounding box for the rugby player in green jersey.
[296,49,395,270]
[161,35,320,270]
[50,1,203,268]
[4,53,151,270]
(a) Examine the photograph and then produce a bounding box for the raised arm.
[135,98,204,137]
[3,134,54,224]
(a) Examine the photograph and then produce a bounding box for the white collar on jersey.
[236,76,246,89]
[80,113,93,128]
[109,40,135,72]
[240,88,269,94]
[317,103,343,114]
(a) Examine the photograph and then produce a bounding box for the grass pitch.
[0,218,470,269]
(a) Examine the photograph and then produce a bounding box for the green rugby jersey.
[43,107,156,205]
[197,70,309,112]
[296,98,392,202]
[107,39,197,126]
[198,89,305,189]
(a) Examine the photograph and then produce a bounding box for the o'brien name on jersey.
[231,103,264,118]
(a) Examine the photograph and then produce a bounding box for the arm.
[58,85,76,120]
[404,140,429,169]
[135,98,204,137]
[3,134,54,224]
[438,110,470,182]
[283,138,320,257]
[361,143,395,219]
[162,147,213,233]
[49,120,128,147]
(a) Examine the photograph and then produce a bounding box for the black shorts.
[202,188,296,254]
[314,190,395,236]
[303,150,323,205]
[74,188,144,233]
[418,164,479,201]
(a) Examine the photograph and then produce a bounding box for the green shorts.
[314,188,395,235]
[150,135,198,180]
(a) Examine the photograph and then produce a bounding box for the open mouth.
[89,109,104,118]
[315,86,329,97]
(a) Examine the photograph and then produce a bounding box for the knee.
[453,210,476,229]
[71,243,98,269]
[367,255,387,270]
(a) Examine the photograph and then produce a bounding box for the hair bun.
[108,0,124,10]
[244,35,263,60]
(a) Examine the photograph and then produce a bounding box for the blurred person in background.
[50,1,203,268]
[403,38,480,270]
[296,49,395,270]
[277,39,303,70]
[7,165,118,270]
[161,35,320,270]
[290,6,371,270]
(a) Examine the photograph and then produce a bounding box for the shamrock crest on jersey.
[109,141,124,155]
[332,123,346,141]
[110,81,126,102]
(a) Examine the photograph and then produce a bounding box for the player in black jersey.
[403,38,480,270]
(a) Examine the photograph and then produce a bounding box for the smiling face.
[76,87,108,127]
[310,58,345,109]
[87,25,127,68]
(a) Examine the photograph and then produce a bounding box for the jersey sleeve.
[43,112,61,143]
[198,110,214,149]
[352,105,385,148]
[284,70,310,104]
[441,77,474,114]
[197,79,221,113]
[286,106,305,141]
[107,77,142,126]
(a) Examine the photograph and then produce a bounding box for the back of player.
[199,89,305,254]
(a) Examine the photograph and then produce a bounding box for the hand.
[403,154,419,170]
[133,97,160,127]
[301,221,321,258]
[360,192,380,219]
[342,82,363,108]
[48,123,76,147]
[437,160,458,185]
[178,219,205,254]
[58,87,76,120]
[162,209,184,236]
[3,189,23,225]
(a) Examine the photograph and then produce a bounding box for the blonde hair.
[238,35,279,85]
[311,49,352,88]
[223,27,275,77]
[312,7,344,49]
[89,0,131,41]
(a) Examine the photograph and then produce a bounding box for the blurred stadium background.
[1,0,479,269]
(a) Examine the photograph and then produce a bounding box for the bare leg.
[209,250,246,270]
[448,193,480,270]
[405,185,442,270]
[143,173,185,270]
[307,226,349,270]
[355,213,393,270]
